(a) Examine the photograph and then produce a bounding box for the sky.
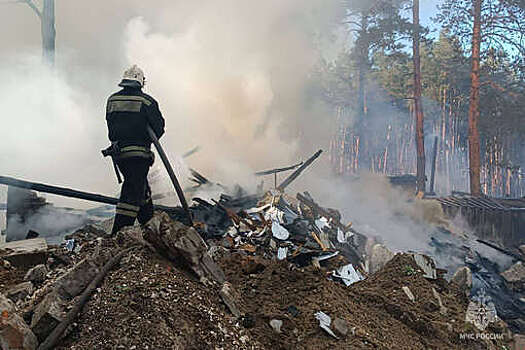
[420,1,442,34]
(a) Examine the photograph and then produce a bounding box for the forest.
[318,0,525,197]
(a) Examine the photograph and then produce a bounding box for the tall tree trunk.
[357,14,369,170]
[41,0,55,66]
[468,0,482,196]
[413,0,426,193]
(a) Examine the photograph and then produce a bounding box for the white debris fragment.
[238,222,251,233]
[314,251,339,262]
[269,319,283,333]
[315,217,330,231]
[402,286,415,302]
[226,226,238,237]
[333,264,364,286]
[245,204,271,214]
[277,247,288,260]
[413,254,437,279]
[254,227,266,238]
[314,311,339,339]
[337,228,345,243]
[265,207,285,224]
[271,221,290,240]
[65,239,75,252]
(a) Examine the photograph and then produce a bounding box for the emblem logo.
[465,289,497,331]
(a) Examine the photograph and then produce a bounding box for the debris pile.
[194,190,368,288]
[0,188,520,349]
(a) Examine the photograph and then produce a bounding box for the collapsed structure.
[0,153,523,349]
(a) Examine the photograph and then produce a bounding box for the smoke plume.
[0,0,460,264]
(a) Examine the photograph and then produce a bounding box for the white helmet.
[119,64,145,88]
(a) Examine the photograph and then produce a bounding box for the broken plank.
[277,150,322,191]
[254,161,304,176]
[0,175,179,213]
[297,192,347,233]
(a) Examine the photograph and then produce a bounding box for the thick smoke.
[0,1,341,206]
[0,0,465,263]
[0,0,343,233]
[122,1,341,186]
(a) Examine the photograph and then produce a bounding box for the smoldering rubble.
[0,164,523,350]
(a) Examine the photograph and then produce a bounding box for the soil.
[219,253,511,350]
[0,265,29,293]
[22,220,510,350]
[58,248,512,349]
[57,246,264,350]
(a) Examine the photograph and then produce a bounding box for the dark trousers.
[111,157,153,235]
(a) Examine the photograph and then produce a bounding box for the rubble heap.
[0,189,520,349]
[194,190,368,288]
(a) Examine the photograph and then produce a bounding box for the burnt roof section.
[436,195,525,211]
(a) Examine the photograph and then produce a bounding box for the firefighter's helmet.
[119,64,145,88]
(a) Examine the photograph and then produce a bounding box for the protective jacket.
[106,87,165,158]
[105,86,165,235]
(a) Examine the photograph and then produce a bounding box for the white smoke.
[0,0,458,257]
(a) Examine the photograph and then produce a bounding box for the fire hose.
[147,125,193,226]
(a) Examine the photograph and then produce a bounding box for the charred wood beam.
[476,239,524,262]
[189,169,210,186]
[277,150,322,191]
[254,161,304,176]
[182,146,200,158]
[0,175,178,212]
[296,192,347,233]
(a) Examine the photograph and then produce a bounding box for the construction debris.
[402,285,416,302]
[6,281,33,303]
[0,181,519,349]
[451,266,473,294]
[368,243,395,274]
[269,319,283,334]
[501,262,525,293]
[332,317,349,338]
[432,287,447,315]
[0,238,48,267]
[219,282,241,317]
[195,190,367,290]
[143,212,225,283]
[412,253,437,279]
[0,292,38,350]
[24,265,48,284]
[30,291,65,342]
[314,311,338,339]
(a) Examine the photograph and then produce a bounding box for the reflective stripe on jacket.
[105,87,165,150]
[117,145,154,161]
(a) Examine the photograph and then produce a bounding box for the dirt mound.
[219,253,509,350]
[58,246,263,350]
[0,209,515,349]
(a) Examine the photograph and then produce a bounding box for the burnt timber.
[0,175,179,213]
[436,194,525,248]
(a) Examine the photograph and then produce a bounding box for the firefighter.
[105,65,165,235]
